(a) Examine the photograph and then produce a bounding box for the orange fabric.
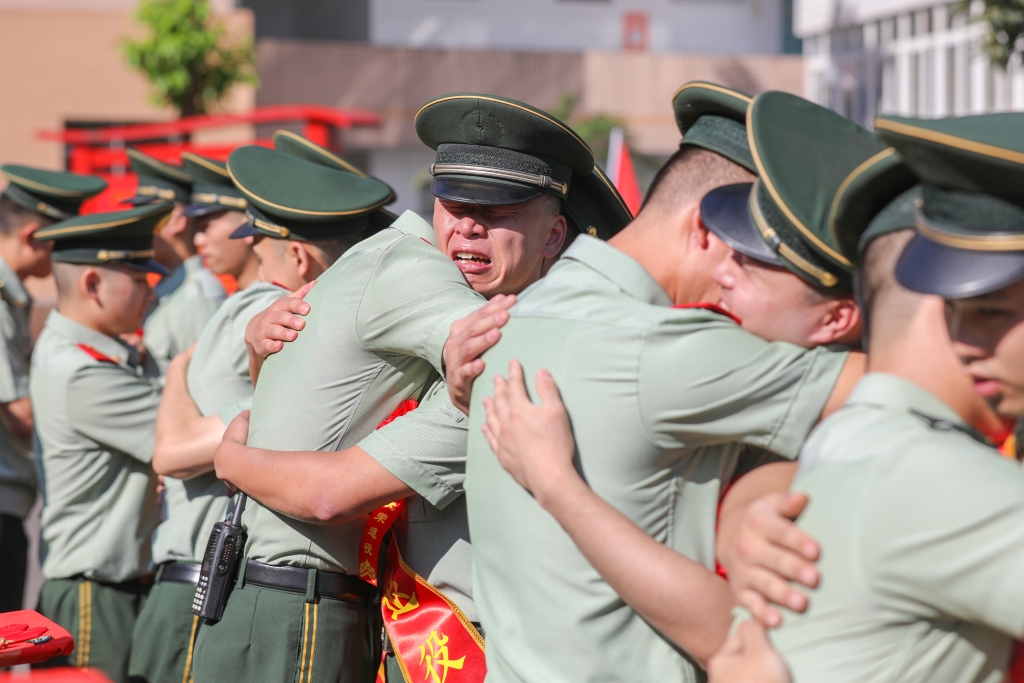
[0,610,75,669]
[672,302,742,326]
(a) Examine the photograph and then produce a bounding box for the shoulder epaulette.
[76,344,120,365]
[672,302,742,325]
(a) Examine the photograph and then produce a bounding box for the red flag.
[606,126,642,216]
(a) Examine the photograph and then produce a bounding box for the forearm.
[717,462,797,572]
[214,441,414,524]
[248,349,264,386]
[536,471,734,665]
[0,397,33,440]
[152,362,225,479]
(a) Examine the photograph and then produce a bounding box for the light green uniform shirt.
[465,235,848,683]
[143,254,226,375]
[243,211,483,583]
[0,256,36,518]
[31,311,162,582]
[151,281,286,566]
[769,373,1024,683]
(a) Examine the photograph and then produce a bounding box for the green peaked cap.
[876,113,1024,298]
[672,81,756,172]
[748,92,890,292]
[35,202,172,274]
[415,92,632,239]
[827,147,918,261]
[126,148,192,205]
[271,130,398,231]
[1,165,107,221]
[180,152,247,217]
[228,145,395,241]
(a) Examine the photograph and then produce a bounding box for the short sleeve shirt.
[465,236,848,683]
[242,211,484,574]
[151,281,286,566]
[0,256,36,518]
[770,373,1024,683]
[143,254,226,375]
[31,311,162,582]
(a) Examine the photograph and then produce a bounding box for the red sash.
[0,610,75,668]
[362,401,486,683]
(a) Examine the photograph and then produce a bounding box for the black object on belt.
[157,561,202,586]
[244,560,375,603]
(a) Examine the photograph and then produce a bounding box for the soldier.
[29,203,172,683]
[716,113,1024,683]
[0,165,106,612]
[124,149,226,374]
[127,133,396,683]
[197,93,631,683]
[454,91,882,683]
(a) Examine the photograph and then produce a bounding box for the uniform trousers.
[191,580,379,683]
[0,513,27,611]
[34,576,150,683]
[129,579,200,683]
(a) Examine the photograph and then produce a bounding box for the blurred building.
[797,0,1024,127]
[244,0,802,55]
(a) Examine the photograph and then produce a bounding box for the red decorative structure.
[38,105,382,213]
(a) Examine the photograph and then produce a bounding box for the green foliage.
[552,94,624,162]
[960,0,1024,69]
[123,0,259,117]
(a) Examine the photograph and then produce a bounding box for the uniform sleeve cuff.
[358,429,460,509]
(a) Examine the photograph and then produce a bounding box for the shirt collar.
[182,254,206,277]
[846,372,968,430]
[0,255,29,308]
[45,310,135,367]
[560,235,672,307]
[390,210,437,248]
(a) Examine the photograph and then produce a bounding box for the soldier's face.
[194,210,252,277]
[714,251,858,347]
[434,196,567,298]
[95,266,154,335]
[948,278,1024,418]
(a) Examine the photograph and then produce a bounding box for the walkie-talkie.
[193,492,247,622]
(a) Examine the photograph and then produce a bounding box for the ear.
[292,241,312,280]
[690,203,711,250]
[811,296,862,345]
[18,221,41,245]
[82,267,103,303]
[542,214,568,259]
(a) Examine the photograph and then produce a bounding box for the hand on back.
[443,294,515,414]
[245,280,317,361]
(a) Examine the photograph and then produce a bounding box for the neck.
[608,205,718,305]
[868,297,1007,436]
[56,300,115,338]
[0,236,29,281]
[233,254,262,291]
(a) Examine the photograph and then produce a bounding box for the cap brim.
[122,195,165,206]
[182,203,226,218]
[431,176,546,206]
[122,259,171,276]
[896,233,1024,298]
[700,183,782,266]
[229,222,259,239]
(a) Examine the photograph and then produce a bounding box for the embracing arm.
[0,397,33,441]
[482,362,734,666]
[152,348,226,480]
[213,411,415,523]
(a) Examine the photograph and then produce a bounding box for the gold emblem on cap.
[587,227,597,236]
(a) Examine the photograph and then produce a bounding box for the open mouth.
[454,251,490,265]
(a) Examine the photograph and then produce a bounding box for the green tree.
[960,0,1024,69]
[123,0,259,117]
[551,94,624,163]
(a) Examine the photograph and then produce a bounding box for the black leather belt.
[243,560,375,603]
[157,561,202,586]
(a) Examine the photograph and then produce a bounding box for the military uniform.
[125,149,227,374]
[0,165,106,612]
[766,112,1024,683]
[463,90,886,683]
[29,203,171,683]
[190,138,412,683]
